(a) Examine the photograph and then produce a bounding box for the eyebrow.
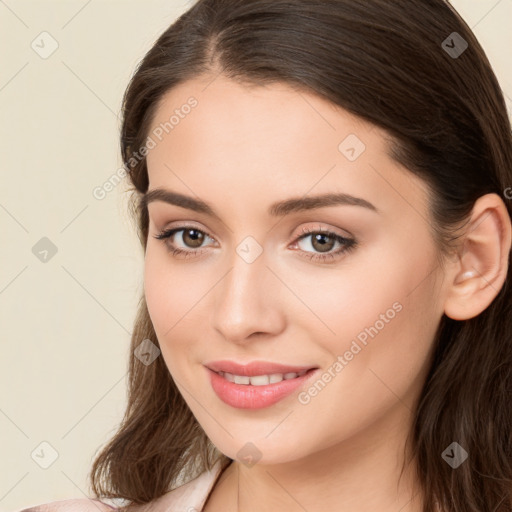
[141,188,379,219]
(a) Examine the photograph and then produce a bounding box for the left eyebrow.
[269,192,379,216]
[140,188,379,219]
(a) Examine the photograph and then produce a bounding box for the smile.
[206,367,319,409]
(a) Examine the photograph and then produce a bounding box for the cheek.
[144,247,204,331]
[144,250,174,333]
[143,250,196,364]
[277,276,439,458]
[309,247,439,427]
[301,234,438,392]
[278,241,412,354]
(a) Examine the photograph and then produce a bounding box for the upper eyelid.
[297,224,353,238]
[153,219,212,236]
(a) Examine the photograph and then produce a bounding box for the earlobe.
[443,193,512,321]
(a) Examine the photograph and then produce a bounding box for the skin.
[143,74,511,512]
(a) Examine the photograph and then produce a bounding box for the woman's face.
[143,75,449,464]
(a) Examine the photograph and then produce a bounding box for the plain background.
[0,1,511,510]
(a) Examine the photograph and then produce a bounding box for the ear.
[443,193,512,321]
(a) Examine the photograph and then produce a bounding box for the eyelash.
[152,225,357,263]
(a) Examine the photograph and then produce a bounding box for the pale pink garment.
[20,461,225,512]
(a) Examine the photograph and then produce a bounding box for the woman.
[22,0,512,511]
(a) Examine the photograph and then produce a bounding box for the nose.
[212,246,286,344]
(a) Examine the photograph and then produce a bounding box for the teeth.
[219,370,308,386]
[233,375,250,385]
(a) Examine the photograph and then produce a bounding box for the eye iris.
[312,233,335,253]
[183,229,204,248]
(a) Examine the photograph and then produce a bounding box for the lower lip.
[206,367,318,409]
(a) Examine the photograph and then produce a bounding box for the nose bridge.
[212,239,283,341]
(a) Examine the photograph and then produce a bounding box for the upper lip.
[204,360,318,377]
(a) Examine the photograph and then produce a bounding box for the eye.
[152,224,357,263]
[153,226,215,259]
[291,225,357,263]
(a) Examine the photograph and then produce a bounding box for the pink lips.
[204,360,319,409]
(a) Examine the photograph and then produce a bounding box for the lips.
[206,365,320,409]
[204,360,318,377]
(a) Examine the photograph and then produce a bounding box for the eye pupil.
[312,233,335,253]
[183,229,204,248]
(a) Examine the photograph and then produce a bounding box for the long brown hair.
[89,1,512,511]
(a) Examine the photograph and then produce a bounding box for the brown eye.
[153,226,214,256]
[309,233,336,253]
[182,228,205,248]
[294,227,357,263]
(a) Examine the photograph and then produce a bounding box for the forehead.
[145,75,430,224]
[147,74,380,162]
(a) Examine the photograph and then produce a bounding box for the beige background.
[0,1,511,510]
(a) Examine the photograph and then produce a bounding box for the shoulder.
[145,460,229,512]
[20,462,228,512]
[20,498,116,512]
